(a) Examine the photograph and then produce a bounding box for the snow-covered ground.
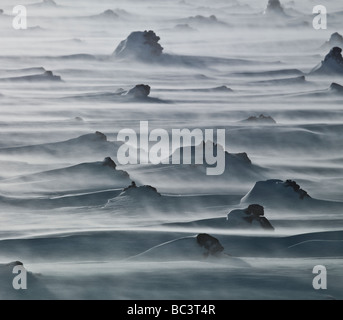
[0,0,342,300]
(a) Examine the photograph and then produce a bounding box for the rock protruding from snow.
[322,32,343,49]
[241,179,311,207]
[5,261,24,268]
[0,9,3,15]
[98,9,119,19]
[227,204,274,230]
[0,70,62,82]
[311,47,343,75]
[122,181,161,196]
[196,234,224,257]
[113,30,163,61]
[94,131,107,141]
[264,0,286,16]
[330,82,343,94]
[242,114,276,124]
[126,84,151,98]
[284,179,310,199]
[102,157,116,169]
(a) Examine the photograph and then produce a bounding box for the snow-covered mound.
[186,85,233,93]
[0,71,62,82]
[173,24,196,32]
[104,182,163,213]
[0,131,118,163]
[250,76,306,86]
[169,140,252,166]
[321,32,343,49]
[227,204,274,230]
[120,181,161,197]
[310,47,343,75]
[232,69,303,78]
[166,140,263,180]
[113,30,163,61]
[0,157,131,194]
[129,233,249,265]
[167,204,274,231]
[241,179,311,207]
[0,67,46,76]
[286,240,343,257]
[112,30,260,67]
[241,114,276,124]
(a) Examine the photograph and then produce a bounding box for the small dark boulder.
[196,233,224,257]
[127,84,151,99]
[102,157,116,169]
[284,179,310,199]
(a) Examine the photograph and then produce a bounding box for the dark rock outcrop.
[322,32,343,49]
[242,114,276,124]
[330,82,343,94]
[196,233,224,257]
[311,47,343,75]
[284,179,310,199]
[127,84,151,98]
[113,30,163,60]
[123,181,161,196]
[102,157,116,169]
